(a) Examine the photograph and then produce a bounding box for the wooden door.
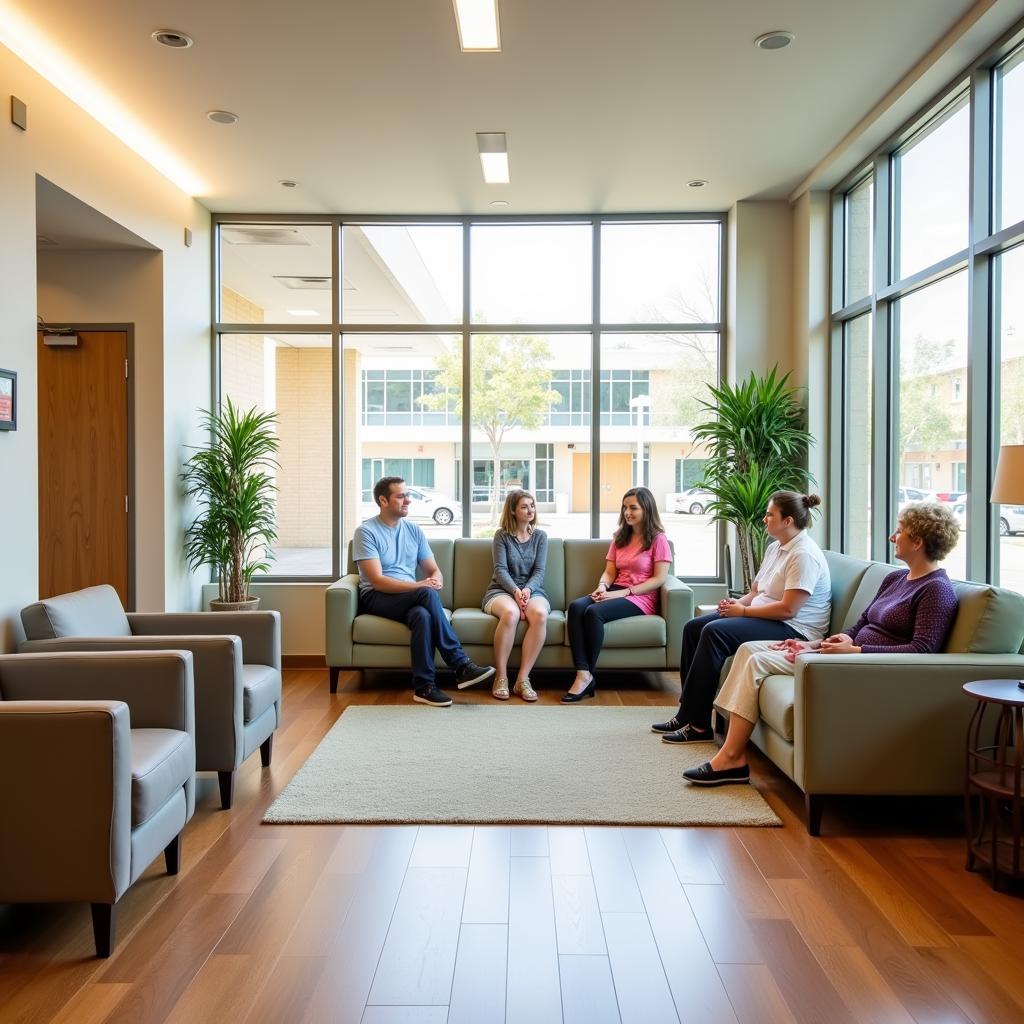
[571,452,635,512]
[37,330,130,605]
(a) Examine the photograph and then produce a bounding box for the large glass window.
[346,334,461,543]
[602,333,719,576]
[469,333,591,538]
[220,332,333,576]
[342,224,462,324]
[844,177,873,304]
[470,224,592,324]
[994,47,1024,231]
[600,222,720,323]
[997,245,1024,593]
[216,217,724,580]
[893,97,969,280]
[219,223,333,324]
[895,274,968,579]
[843,314,872,559]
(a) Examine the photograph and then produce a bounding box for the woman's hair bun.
[802,493,822,509]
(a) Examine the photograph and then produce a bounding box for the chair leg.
[260,734,274,767]
[91,902,116,958]
[805,793,825,837]
[329,666,340,694]
[218,770,235,810]
[164,833,183,875]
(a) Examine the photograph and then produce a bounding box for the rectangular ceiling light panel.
[476,132,509,184]
[453,0,500,51]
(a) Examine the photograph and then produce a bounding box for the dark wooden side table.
[963,679,1024,889]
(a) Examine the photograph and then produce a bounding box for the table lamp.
[990,444,1024,688]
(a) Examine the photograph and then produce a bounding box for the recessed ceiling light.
[207,109,239,125]
[687,179,707,188]
[489,200,510,208]
[477,132,509,184]
[754,30,794,50]
[279,179,298,188]
[152,29,194,49]
[452,0,500,51]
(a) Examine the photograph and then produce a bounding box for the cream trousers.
[713,640,795,724]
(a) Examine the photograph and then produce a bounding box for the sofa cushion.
[242,664,280,722]
[353,609,453,645]
[945,582,1024,654]
[452,540,498,610]
[601,615,666,648]
[824,551,873,634]
[758,674,795,742]
[451,608,566,646]
[840,562,895,634]
[130,728,193,826]
[21,585,132,641]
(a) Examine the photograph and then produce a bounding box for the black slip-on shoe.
[661,724,714,744]
[413,686,454,707]
[682,762,750,786]
[455,661,496,689]
[651,715,683,734]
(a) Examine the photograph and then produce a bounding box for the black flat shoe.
[661,724,713,744]
[561,680,596,703]
[682,761,750,786]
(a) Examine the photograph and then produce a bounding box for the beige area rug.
[264,706,780,827]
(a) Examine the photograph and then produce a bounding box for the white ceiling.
[12,0,1024,216]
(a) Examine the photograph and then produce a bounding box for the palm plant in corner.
[182,397,280,610]
[691,366,815,592]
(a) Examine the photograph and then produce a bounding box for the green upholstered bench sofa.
[736,550,1024,835]
[325,537,693,693]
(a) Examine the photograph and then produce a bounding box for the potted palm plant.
[691,367,816,592]
[182,397,279,610]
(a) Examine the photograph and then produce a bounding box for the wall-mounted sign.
[0,368,16,430]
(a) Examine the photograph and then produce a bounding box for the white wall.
[0,41,210,650]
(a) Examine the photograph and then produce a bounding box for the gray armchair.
[20,585,282,809]
[0,650,195,957]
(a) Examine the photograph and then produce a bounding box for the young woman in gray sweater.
[483,489,549,701]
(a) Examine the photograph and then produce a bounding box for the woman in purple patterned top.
[682,502,961,787]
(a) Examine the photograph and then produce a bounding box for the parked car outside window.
[672,487,715,515]
[360,487,461,525]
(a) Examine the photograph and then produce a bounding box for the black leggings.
[567,587,645,671]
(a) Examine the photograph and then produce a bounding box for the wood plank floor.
[2,668,1023,1024]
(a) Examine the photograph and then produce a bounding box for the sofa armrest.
[19,637,241,769]
[0,651,194,733]
[662,576,693,669]
[792,653,1024,796]
[326,575,359,668]
[0,701,132,903]
[127,611,281,668]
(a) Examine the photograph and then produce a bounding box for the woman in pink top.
[562,487,672,703]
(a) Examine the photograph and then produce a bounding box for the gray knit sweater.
[482,529,549,608]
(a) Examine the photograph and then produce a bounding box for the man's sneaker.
[661,723,714,744]
[455,660,496,690]
[651,714,683,734]
[413,686,453,707]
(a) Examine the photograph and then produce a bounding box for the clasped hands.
[590,582,626,602]
[513,588,531,618]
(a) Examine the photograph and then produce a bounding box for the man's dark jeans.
[359,587,467,690]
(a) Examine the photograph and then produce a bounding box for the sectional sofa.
[325,537,693,692]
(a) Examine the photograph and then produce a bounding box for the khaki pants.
[713,640,795,724]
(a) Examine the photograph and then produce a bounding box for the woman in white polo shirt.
[652,490,831,743]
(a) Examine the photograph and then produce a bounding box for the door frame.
[41,323,136,609]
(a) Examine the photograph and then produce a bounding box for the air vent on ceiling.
[221,226,312,246]
[274,275,331,290]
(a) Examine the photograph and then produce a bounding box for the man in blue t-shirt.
[353,476,494,706]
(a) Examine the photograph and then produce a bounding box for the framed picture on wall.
[0,369,16,431]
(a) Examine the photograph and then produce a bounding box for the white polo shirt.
[752,532,832,641]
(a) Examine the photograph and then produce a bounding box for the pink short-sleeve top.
[604,533,673,615]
